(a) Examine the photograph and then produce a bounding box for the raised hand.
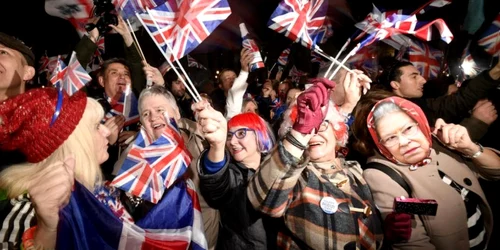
[193,101,227,149]
[292,78,335,134]
[433,118,475,154]
[142,61,165,86]
[240,49,253,72]
[109,15,134,46]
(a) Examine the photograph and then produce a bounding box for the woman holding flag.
[0,86,208,249]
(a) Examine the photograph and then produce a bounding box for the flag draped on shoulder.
[57,180,207,250]
[268,0,329,49]
[138,0,231,61]
[111,119,192,204]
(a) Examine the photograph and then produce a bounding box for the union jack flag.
[63,52,92,95]
[88,37,105,72]
[478,13,500,57]
[50,56,68,87]
[268,0,328,49]
[240,23,265,72]
[45,0,94,37]
[117,0,165,19]
[187,54,207,69]
[289,65,307,83]
[277,47,291,66]
[39,53,68,74]
[355,7,453,49]
[104,85,140,126]
[347,44,378,78]
[111,120,192,204]
[409,40,443,79]
[354,5,403,41]
[138,0,231,62]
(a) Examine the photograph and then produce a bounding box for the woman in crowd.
[0,87,207,249]
[351,95,500,250]
[194,107,278,249]
[246,77,384,249]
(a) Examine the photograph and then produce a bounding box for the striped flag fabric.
[57,180,207,250]
[268,0,329,49]
[187,55,207,70]
[409,40,443,79]
[477,13,500,57]
[104,85,140,126]
[277,47,291,66]
[111,119,192,204]
[62,51,92,95]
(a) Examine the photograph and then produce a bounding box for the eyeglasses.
[318,120,330,132]
[379,123,419,147]
[227,128,254,140]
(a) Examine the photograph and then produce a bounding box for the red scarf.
[366,97,432,166]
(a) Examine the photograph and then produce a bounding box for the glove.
[384,212,412,242]
[292,78,335,134]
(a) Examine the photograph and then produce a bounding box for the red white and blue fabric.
[311,52,322,63]
[104,86,140,126]
[94,181,134,223]
[240,23,265,72]
[57,179,207,250]
[49,56,68,88]
[187,55,207,69]
[355,10,453,49]
[61,51,92,95]
[138,0,231,62]
[39,54,68,75]
[88,37,105,72]
[409,40,443,79]
[268,0,328,49]
[354,5,403,41]
[289,65,307,83]
[347,44,378,77]
[45,0,94,37]
[277,47,291,66]
[112,120,192,204]
[477,13,500,57]
[117,0,165,19]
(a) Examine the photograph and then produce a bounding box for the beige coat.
[364,141,499,250]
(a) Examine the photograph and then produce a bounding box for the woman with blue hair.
[194,108,278,250]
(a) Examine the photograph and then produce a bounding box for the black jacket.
[198,150,278,250]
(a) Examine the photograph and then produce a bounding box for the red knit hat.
[0,88,87,163]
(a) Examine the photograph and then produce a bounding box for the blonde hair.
[0,98,105,198]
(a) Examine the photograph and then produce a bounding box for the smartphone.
[393,197,438,216]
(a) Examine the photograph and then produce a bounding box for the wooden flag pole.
[125,19,153,88]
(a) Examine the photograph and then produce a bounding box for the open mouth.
[231,147,243,154]
[153,123,165,132]
[308,141,324,148]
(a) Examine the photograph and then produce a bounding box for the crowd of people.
[1,13,500,250]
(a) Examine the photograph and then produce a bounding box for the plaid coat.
[248,143,383,250]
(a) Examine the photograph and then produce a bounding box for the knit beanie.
[0,88,87,163]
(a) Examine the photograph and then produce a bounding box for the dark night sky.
[1,0,499,78]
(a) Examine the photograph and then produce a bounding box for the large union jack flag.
[347,44,378,77]
[409,40,443,79]
[111,120,192,204]
[268,0,328,49]
[138,0,231,62]
[478,13,500,57]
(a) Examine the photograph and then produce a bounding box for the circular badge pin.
[320,197,338,214]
